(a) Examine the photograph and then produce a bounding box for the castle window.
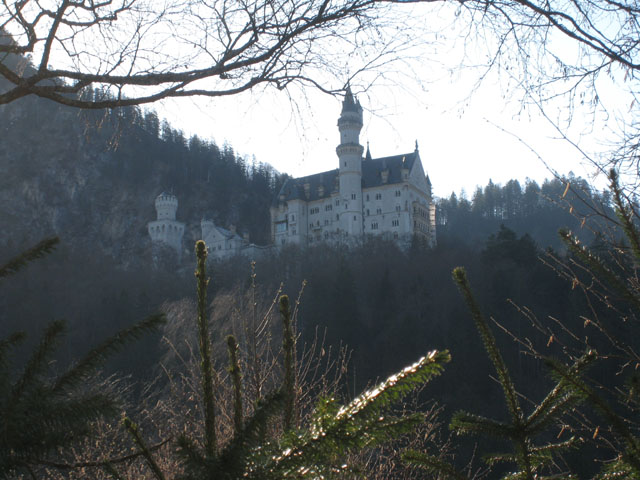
[336,214,339,220]
[366,194,370,201]
[371,222,378,230]
[375,193,382,200]
[325,219,329,225]
[324,231,329,239]
[366,209,370,216]
[376,208,382,215]
[291,214,295,221]
[345,204,347,210]
[392,219,399,227]
[396,205,401,212]
[335,199,339,206]
[344,161,347,167]
[351,193,356,200]
[395,190,401,197]
[353,215,357,221]
[325,204,332,211]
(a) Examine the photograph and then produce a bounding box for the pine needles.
[0,237,165,477]
[0,314,165,476]
[114,240,450,479]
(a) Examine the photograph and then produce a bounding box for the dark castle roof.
[274,151,419,204]
[275,169,340,203]
[341,86,363,114]
[362,152,417,187]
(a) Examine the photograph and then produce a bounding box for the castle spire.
[341,85,362,115]
[415,140,419,152]
[365,141,372,161]
[337,84,364,238]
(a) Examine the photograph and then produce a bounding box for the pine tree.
[408,169,640,479]
[405,268,586,480]
[0,238,165,478]
[113,240,451,479]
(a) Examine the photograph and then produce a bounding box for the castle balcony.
[336,143,364,156]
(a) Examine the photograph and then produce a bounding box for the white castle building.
[148,192,185,257]
[149,89,436,261]
[270,88,436,249]
[201,219,271,260]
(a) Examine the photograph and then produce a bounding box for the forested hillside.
[437,176,610,251]
[0,90,286,266]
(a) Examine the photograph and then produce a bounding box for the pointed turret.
[341,85,363,115]
[365,141,372,161]
[336,85,364,238]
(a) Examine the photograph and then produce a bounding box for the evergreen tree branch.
[0,331,26,398]
[175,435,208,477]
[268,351,450,477]
[280,294,296,431]
[402,449,469,480]
[0,331,27,367]
[194,240,217,457]
[52,314,165,394]
[609,169,640,262]
[227,334,244,435]
[559,229,640,312]
[452,267,523,424]
[450,411,512,438]
[0,237,59,279]
[546,356,640,471]
[336,350,450,421]
[214,391,286,478]
[122,417,166,480]
[525,352,596,433]
[9,320,65,407]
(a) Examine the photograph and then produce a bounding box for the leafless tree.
[2,0,639,184]
[448,0,640,188]
[0,0,423,108]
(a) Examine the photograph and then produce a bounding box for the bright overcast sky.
[154,4,618,200]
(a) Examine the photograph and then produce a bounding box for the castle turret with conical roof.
[337,86,364,238]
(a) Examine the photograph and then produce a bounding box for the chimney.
[229,224,236,234]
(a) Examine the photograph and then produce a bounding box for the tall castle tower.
[148,192,185,258]
[337,87,364,238]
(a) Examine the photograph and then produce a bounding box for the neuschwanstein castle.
[270,88,436,249]
[148,88,436,259]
